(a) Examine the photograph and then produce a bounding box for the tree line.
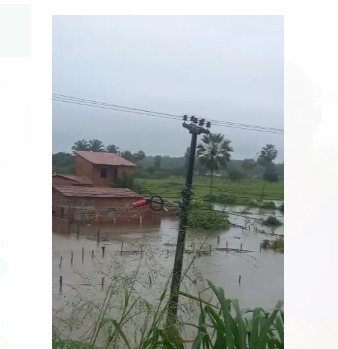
[72,138,146,163]
[53,136,282,192]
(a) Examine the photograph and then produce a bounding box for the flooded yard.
[52,204,284,345]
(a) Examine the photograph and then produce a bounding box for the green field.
[135,175,284,207]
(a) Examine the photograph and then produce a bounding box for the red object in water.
[132,199,149,208]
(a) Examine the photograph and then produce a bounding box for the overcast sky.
[53,16,284,162]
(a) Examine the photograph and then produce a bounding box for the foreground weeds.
[53,279,283,349]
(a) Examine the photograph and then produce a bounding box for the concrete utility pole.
[166,115,210,329]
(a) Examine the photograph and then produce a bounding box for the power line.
[52,93,284,134]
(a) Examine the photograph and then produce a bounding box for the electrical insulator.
[199,118,205,126]
[206,121,211,128]
[183,114,188,121]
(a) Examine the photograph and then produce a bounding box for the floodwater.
[53,204,283,345]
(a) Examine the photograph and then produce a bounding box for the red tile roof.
[52,174,92,185]
[53,185,141,198]
[75,151,136,167]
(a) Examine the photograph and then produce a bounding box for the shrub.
[260,201,276,209]
[188,202,230,230]
[279,202,284,212]
[262,216,282,226]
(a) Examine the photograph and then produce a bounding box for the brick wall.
[52,191,160,225]
[75,154,93,179]
[91,164,115,186]
[91,164,135,186]
[117,166,135,181]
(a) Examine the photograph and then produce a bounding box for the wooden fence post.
[102,246,105,257]
[59,276,63,293]
[59,256,62,268]
[71,252,73,265]
[239,275,241,285]
[82,247,84,262]
[120,241,124,254]
[92,250,94,259]
[240,243,243,252]
[97,229,100,244]
[101,277,104,290]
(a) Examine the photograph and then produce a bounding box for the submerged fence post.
[140,245,143,256]
[209,244,212,255]
[101,277,104,290]
[120,241,124,254]
[82,247,84,262]
[76,224,80,239]
[97,229,100,244]
[274,240,277,251]
[59,276,63,293]
[59,256,62,268]
[240,243,243,252]
[71,252,73,265]
[92,250,94,259]
[239,275,241,285]
[102,246,105,257]
[226,241,229,252]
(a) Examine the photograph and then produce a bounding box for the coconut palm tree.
[72,139,89,151]
[88,139,104,152]
[197,133,233,195]
[106,144,120,154]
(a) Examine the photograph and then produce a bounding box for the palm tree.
[197,133,233,195]
[72,139,89,151]
[88,139,104,152]
[106,144,120,154]
[257,144,279,197]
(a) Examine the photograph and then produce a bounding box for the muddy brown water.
[53,204,283,345]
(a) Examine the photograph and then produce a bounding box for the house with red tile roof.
[52,151,159,229]
[74,151,136,187]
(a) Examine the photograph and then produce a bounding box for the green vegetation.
[279,203,284,213]
[257,144,279,184]
[261,237,284,252]
[262,216,282,226]
[53,279,283,349]
[136,176,283,207]
[260,201,276,209]
[196,133,233,195]
[188,202,230,230]
[52,152,75,174]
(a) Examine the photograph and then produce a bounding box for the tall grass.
[135,176,283,206]
[183,280,284,349]
[53,278,283,348]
